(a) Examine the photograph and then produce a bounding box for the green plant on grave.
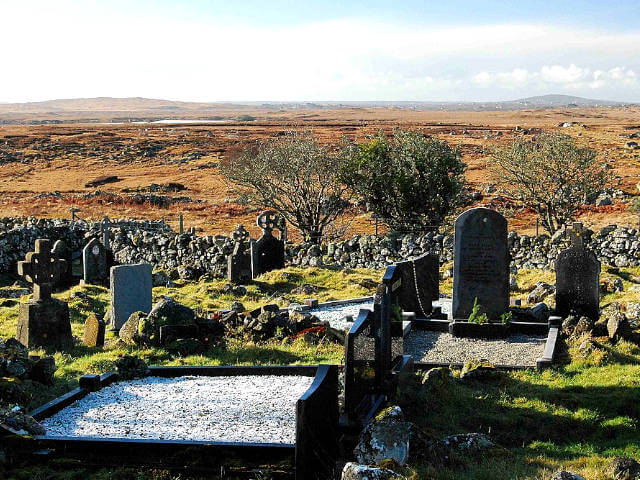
[500,311,513,325]
[468,297,489,324]
[391,303,403,323]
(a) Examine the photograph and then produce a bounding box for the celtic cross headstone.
[227,224,252,283]
[16,239,72,348]
[251,211,285,278]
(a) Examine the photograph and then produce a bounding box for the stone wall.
[0,217,639,278]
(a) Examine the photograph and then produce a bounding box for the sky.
[1,0,639,103]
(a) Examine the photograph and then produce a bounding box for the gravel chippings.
[311,301,373,330]
[405,331,546,366]
[41,375,314,444]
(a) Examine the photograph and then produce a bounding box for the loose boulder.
[354,406,411,466]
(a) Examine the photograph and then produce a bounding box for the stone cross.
[101,216,111,250]
[232,224,250,248]
[18,239,67,302]
[257,210,280,235]
[569,222,586,249]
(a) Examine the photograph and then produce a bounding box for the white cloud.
[0,2,639,101]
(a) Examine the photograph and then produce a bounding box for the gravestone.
[16,239,72,348]
[52,240,74,287]
[393,253,439,317]
[83,313,105,347]
[452,207,509,320]
[109,263,153,330]
[251,211,285,278]
[555,222,600,320]
[83,238,108,285]
[227,224,252,283]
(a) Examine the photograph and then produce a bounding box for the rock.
[230,301,245,312]
[115,355,147,380]
[626,302,640,328]
[152,270,172,287]
[354,406,411,466]
[606,457,640,480]
[292,284,318,295]
[529,302,550,323]
[460,361,497,379]
[509,275,518,290]
[607,314,633,341]
[359,278,378,290]
[527,282,555,304]
[341,463,400,480]
[0,378,31,406]
[119,311,146,345]
[1,409,46,436]
[440,433,494,454]
[422,367,452,390]
[549,471,585,480]
[596,196,613,206]
[574,316,594,336]
[137,297,198,345]
[30,356,56,384]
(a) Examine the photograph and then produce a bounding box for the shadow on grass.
[411,369,640,463]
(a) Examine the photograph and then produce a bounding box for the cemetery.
[0,206,639,480]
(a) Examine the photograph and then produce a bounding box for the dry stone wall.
[0,217,639,278]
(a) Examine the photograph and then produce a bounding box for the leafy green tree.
[220,131,350,244]
[340,129,466,231]
[491,133,610,234]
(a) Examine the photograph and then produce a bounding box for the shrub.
[220,131,350,244]
[491,132,610,234]
[340,129,466,232]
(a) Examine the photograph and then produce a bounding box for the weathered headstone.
[16,239,72,348]
[452,207,509,320]
[251,211,285,278]
[83,238,108,285]
[227,224,252,283]
[109,263,153,330]
[555,222,600,320]
[52,239,74,287]
[83,313,105,347]
[393,253,439,317]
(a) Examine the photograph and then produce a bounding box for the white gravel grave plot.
[41,375,314,444]
[310,301,374,331]
[404,331,547,367]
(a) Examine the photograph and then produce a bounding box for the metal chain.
[411,259,429,318]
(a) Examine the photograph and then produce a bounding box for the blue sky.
[1,0,639,102]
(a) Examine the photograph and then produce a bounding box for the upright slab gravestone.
[452,208,509,320]
[109,263,153,330]
[16,239,72,348]
[393,253,439,317]
[83,238,108,285]
[555,223,600,320]
[83,313,106,347]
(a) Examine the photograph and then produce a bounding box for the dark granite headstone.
[227,224,252,283]
[16,239,72,348]
[555,222,600,320]
[110,263,153,330]
[452,207,509,320]
[393,253,439,316]
[251,211,285,278]
[83,313,105,347]
[83,238,108,285]
[52,240,74,287]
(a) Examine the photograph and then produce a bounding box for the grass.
[2,265,640,479]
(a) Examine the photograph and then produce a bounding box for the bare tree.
[220,131,350,244]
[491,133,610,234]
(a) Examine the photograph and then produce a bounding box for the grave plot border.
[29,365,338,480]
[407,324,561,371]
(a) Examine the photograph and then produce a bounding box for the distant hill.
[0,95,636,124]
